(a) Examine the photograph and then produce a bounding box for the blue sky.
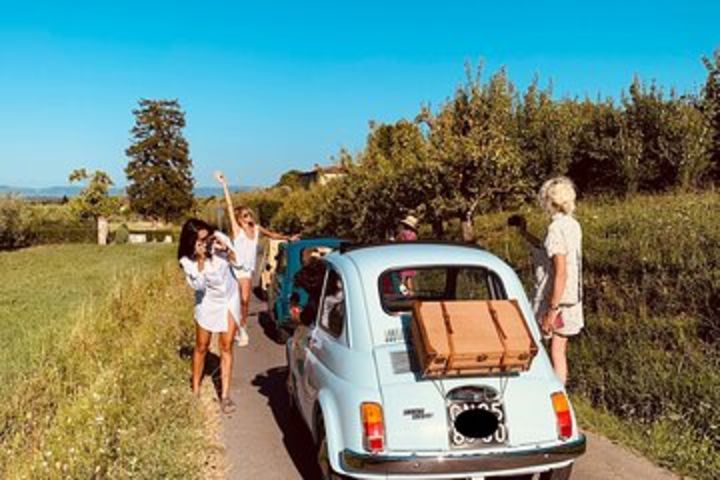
[1,1,718,188]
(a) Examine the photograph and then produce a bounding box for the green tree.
[281,122,432,243]
[68,169,116,219]
[702,48,720,184]
[569,99,625,195]
[659,99,712,191]
[68,168,117,244]
[275,169,303,190]
[125,99,194,222]
[422,66,527,241]
[615,113,644,195]
[517,79,576,192]
[624,78,678,191]
[353,120,430,239]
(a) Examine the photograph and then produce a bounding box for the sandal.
[221,397,237,414]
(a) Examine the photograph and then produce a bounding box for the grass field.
[0,244,171,397]
[0,244,216,479]
[473,191,720,479]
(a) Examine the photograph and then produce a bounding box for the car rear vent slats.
[389,350,413,374]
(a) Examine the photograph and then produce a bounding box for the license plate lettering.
[449,400,507,448]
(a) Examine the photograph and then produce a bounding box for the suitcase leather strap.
[488,304,508,340]
[439,302,456,363]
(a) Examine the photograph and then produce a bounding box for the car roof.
[329,242,515,278]
[286,237,344,249]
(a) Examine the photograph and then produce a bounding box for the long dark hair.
[178,218,215,261]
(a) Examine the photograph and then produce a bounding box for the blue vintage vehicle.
[267,237,344,341]
[286,242,586,479]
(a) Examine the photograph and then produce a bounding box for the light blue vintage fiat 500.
[286,242,586,480]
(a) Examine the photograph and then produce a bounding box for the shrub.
[114,224,130,244]
[0,196,35,249]
[127,229,176,242]
[0,201,96,248]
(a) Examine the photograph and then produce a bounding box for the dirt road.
[219,296,678,480]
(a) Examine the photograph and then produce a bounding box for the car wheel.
[539,465,573,480]
[316,414,345,480]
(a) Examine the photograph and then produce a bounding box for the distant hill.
[194,186,254,198]
[0,185,253,199]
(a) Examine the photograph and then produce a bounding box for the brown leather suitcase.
[488,300,538,372]
[411,300,505,377]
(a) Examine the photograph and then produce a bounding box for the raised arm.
[212,231,238,266]
[258,225,299,241]
[518,228,543,249]
[215,171,240,239]
[508,214,542,248]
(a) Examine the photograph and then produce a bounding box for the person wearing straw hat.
[397,215,419,241]
[395,215,419,293]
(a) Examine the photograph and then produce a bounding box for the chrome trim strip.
[341,434,586,475]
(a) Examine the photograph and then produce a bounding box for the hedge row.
[0,197,96,250]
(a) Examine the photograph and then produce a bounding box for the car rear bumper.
[340,434,586,476]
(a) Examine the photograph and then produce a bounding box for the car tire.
[316,413,346,480]
[539,465,573,480]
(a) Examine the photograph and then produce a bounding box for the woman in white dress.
[215,172,299,346]
[178,218,240,413]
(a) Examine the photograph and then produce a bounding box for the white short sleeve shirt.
[532,213,584,335]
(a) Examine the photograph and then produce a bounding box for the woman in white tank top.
[216,171,300,346]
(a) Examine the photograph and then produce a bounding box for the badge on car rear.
[403,408,434,420]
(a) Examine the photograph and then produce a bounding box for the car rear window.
[379,266,506,313]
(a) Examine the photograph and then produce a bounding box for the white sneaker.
[236,327,249,347]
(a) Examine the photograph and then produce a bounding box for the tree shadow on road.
[257,311,287,345]
[252,367,322,480]
[253,285,268,302]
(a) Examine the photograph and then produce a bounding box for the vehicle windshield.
[379,266,506,313]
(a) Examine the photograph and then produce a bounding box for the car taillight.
[551,392,573,440]
[361,402,385,453]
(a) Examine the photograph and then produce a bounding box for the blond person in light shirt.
[510,177,584,385]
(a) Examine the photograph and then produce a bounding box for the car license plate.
[448,399,508,448]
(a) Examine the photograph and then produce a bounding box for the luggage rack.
[424,370,521,380]
[403,346,522,380]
